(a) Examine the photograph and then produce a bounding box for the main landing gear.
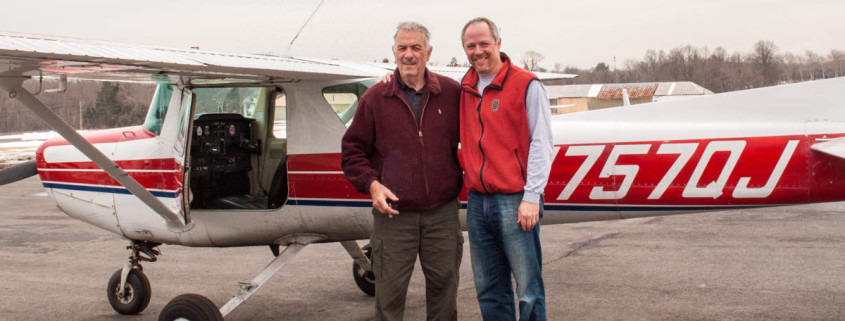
[341,241,375,297]
[156,234,326,321]
[107,241,160,315]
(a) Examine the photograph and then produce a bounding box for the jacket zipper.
[515,149,526,180]
[401,93,431,197]
[476,93,489,193]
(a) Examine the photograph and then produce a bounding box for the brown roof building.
[546,81,713,114]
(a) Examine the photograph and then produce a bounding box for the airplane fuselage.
[34,77,845,247]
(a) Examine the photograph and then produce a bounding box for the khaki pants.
[370,199,463,321]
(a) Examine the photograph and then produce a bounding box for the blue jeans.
[466,191,546,321]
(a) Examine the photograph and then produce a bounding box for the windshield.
[192,87,262,118]
[322,80,375,127]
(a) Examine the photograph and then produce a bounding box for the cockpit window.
[142,84,175,135]
[322,80,375,127]
[192,87,261,118]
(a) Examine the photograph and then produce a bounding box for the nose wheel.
[107,268,151,315]
[107,241,159,315]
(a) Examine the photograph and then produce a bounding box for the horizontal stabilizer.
[810,137,845,160]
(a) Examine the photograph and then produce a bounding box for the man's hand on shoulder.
[370,181,399,215]
[379,72,393,84]
[517,200,540,231]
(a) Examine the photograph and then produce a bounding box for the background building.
[546,81,713,114]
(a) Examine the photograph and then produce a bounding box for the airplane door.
[112,86,195,241]
[261,89,288,208]
[173,89,195,222]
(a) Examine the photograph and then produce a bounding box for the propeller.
[0,160,38,186]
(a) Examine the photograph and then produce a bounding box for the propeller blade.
[0,160,37,186]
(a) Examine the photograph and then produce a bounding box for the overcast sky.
[3,0,843,69]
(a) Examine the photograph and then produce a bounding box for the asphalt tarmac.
[1,176,843,320]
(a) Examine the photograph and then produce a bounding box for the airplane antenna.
[282,0,326,57]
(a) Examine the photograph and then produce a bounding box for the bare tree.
[805,50,825,80]
[828,49,845,77]
[520,50,545,71]
[751,40,780,85]
[781,52,805,82]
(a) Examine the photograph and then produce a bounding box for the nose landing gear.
[106,241,160,315]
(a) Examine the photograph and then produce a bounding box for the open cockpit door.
[110,84,195,239]
[173,87,195,222]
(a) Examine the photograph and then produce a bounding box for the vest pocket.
[514,149,526,179]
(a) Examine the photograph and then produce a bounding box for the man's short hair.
[461,17,500,44]
[394,21,431,50]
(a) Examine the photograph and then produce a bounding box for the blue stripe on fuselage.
[43,182,177,198]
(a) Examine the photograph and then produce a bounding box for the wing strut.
[218,234,326,317]
[0,77,186,230]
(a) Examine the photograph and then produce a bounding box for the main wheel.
[352,244,375,297]
[158,293,223,321]
[107,268,152,315]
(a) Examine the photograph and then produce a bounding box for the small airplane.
[0,30,843,321]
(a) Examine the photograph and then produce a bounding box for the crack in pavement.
[546,232,620,265]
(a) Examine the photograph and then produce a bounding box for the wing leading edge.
[0,31,386,83]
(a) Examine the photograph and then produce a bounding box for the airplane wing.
[0,31,387,83]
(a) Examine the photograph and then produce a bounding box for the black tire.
[107,268,152,315]
[352,244,376,297]
[158,293,224,321]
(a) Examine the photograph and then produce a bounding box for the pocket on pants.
[456,231,464,271]
[370,238,383,281]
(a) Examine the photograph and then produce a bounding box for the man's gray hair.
[394,21,431,50]
[461,17,500,44]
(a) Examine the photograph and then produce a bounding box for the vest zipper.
[476,96,489,193]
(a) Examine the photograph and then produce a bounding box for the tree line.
[538,41,844,93]
[0,80,153,135]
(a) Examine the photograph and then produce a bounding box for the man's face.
[393,30,431,81]
[462,22,502,77]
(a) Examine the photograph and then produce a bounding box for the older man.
[459,17,554,321]
[341,22,463,321]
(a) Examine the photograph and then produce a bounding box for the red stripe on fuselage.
[288,153,342,172]
[287,134,845,206]
[39,158,180,171]
[286,153,368,200]
[39,169,181,191]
